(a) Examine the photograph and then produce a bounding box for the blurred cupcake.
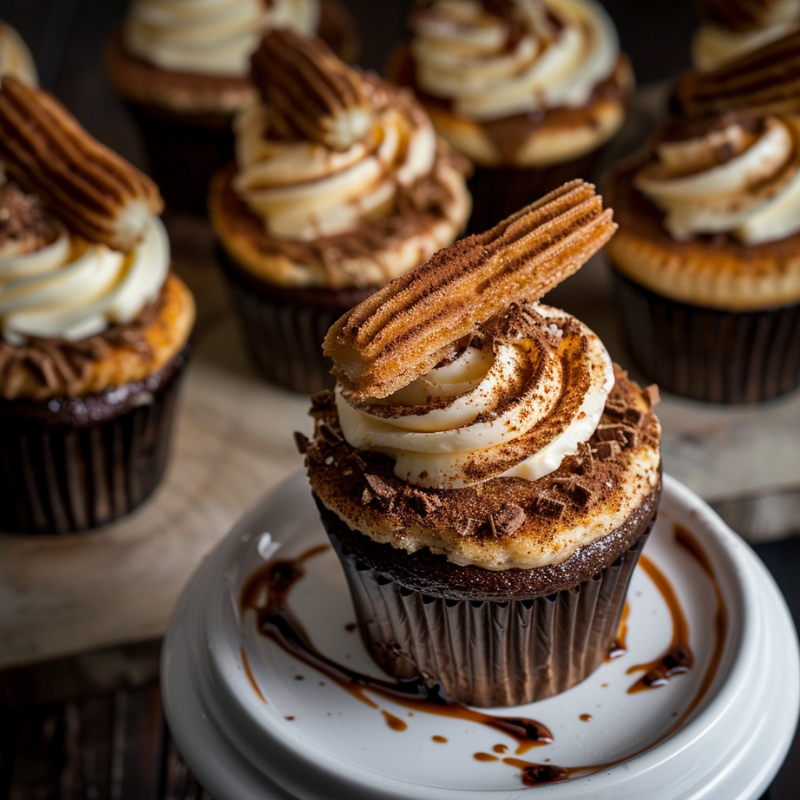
[391,0,633,232]
[0,78,195,534]
[302,181,662,707]
[0,18,37,85]
[692,0,800,69]
[606,33,800,403]
[105,0,358,212]
[209,30,471,394]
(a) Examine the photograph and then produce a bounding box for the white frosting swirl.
[636,115,800,245]
[0,20,37,85]
[0,216,170,344]
[410,0,619,121]
[336,305,614,490]
[124,0,320,77]
[233,87,438,240]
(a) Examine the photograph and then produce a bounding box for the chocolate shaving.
[593,440,622,461]
[642,384,660,408]
[0,182,58,252]
[531,494,565,520]
[293,431,310,455]
[491,503,527,537]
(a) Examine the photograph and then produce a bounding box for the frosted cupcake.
[606,33,800,403]
[0,78,195,533]
[106,0,358,211]
[302,181,662,707]
[209,30,471,394]
[392,0,633,232]
[692,0,800,69]
[0,19,37,85]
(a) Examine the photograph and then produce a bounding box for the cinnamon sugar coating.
[305,366,661,570]
[324,180,616,400]
[0,78,162,252]
[0,273,194,400]
[675,30,800,120]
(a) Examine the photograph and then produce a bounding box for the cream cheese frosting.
[0,207,170,345]
[635,115,800,245]
[409,0,619,121]
[0,21,37,85]
[123,0,320,77]
[336,304,614,490]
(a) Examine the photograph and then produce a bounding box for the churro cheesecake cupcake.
[391,0,633,233]
[300,181,662,707]
[692,0,800,69]
[106,0,358,212]
[210,30,471,394]
[0,78,195,534]
[0,19,37,85]
[606,33,800,403]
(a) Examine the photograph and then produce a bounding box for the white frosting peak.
[410,0,619,121]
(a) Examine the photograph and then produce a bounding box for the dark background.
[2,2,798,799]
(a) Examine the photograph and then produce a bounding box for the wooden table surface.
[1,1,799,799]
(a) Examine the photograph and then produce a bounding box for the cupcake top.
[0,78,194,399]
[304,181,661,570]
[0,19,37,86]
[606,32,800,310]
[692,0,800,69]
[209,29,471,290]
[397,0,632,167]
[123,0,320,78]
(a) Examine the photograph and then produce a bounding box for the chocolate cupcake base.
[218,248,375,394]
[0,349,188,535]
[315,484,660,708]
[613,270,800,404]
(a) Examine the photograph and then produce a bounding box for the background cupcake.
[605,32,800,404]
[209,29,471,394]
[0,18,38,85]
[303,182,662,707]
[691,0,800,69]
[105,0,359,212]
[391,0,633,233]
[0,78,195,534]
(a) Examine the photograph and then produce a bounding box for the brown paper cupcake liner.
[316,496,657,708]
[467,150,599,235]
[0,349,188,535]
[612,270,800,404]
[125,102,234,214]
[218,248,376,394]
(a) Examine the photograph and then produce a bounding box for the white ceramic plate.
[162,473,799,800]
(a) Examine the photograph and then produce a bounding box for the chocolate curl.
[325,179,617,400]
[251,29,375,152]
[0,78,162,252]
[675,30,800,119]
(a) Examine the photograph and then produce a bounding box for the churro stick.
[325,180,616,400]
[0,77,162,252]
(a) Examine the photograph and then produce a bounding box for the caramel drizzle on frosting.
[0,77,163,252]
[696,0,793,31]
[324,180,616,400]
[251,29,374,152]
[675,30,800,119]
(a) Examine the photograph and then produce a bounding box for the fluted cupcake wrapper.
[613,270,800,404]
[467,151,598,236]
[125,102,234,214]
[218,248,375,394]
[0,350,188,535]
[321,506,653,708]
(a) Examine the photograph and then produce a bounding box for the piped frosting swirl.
[408,0,620,121]
[0,20,37,85]
[123,0,320,78]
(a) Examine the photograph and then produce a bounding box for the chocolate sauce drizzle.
[239,524,728,789]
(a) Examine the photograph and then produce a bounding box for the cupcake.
[605,32,800,404]
[209,29,472,394]
[692,0,800,69]
[105,0,358,212]
[300,181,662,708]
[0,19,37,85]
[0,78,195,534]
[391,0,633,233]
